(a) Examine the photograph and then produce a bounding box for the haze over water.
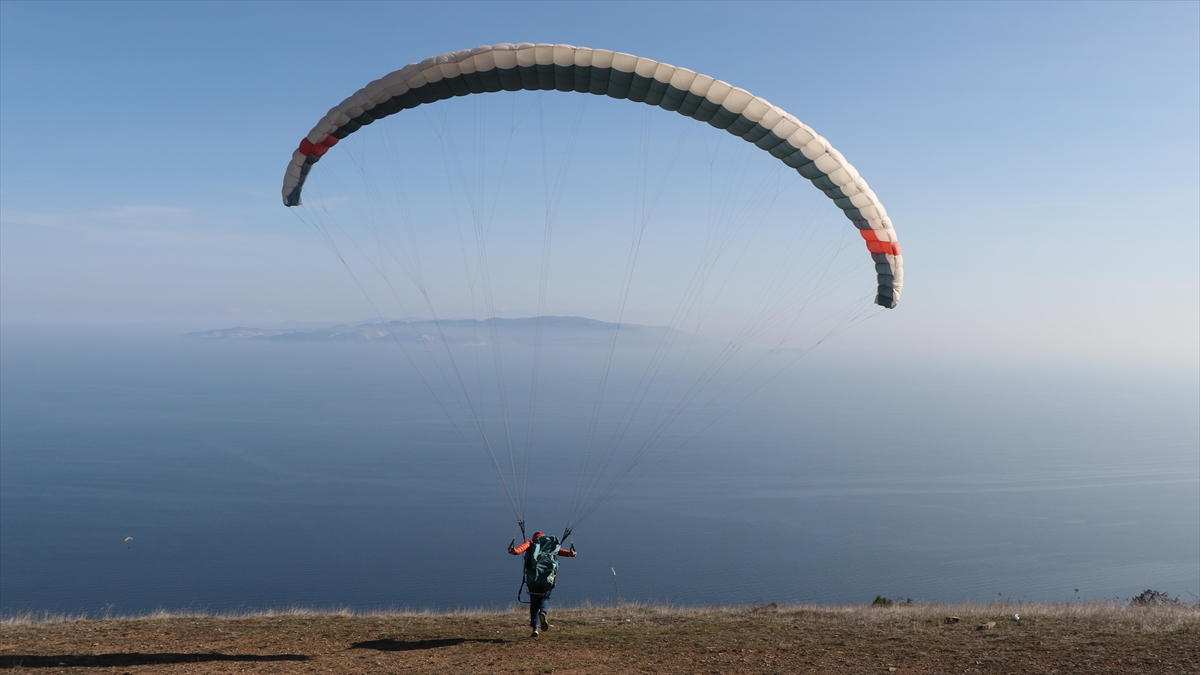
[2,323,1195,616]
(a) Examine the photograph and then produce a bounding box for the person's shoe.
[530,628,539,638]
[539,613,551,631]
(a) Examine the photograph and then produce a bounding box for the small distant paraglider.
[124,537,134,546]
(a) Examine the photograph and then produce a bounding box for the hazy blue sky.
[1,1,1197,368]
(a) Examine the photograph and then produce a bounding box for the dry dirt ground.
[2,603,1197,674]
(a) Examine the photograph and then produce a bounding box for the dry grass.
[6,599,1196,626]
[2,602,1197,673]
[0,604,510,627]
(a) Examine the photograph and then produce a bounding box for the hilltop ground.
[2,603,1197,674]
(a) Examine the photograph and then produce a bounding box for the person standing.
[508,531,577,636]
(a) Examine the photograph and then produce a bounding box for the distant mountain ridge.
[186,316,681,347]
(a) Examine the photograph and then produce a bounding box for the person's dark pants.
[528,586,551,628]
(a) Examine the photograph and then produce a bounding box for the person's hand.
[508,546,517,555]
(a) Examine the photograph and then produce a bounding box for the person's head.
[532,531,545,540]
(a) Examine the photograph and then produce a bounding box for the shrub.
[1130,590,1180,606]
[871,596,912,607]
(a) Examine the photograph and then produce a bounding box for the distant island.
[185,316,682,347]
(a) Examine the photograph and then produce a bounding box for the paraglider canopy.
[281,42,902,309]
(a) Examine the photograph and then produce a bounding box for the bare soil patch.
[2,603,1197,674]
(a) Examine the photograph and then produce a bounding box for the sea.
[2,323,1197,616]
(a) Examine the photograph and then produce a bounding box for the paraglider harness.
[515,530,575,604]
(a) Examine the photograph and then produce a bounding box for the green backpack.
[523,534,561,591]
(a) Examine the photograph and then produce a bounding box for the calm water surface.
[2,325,1196,615]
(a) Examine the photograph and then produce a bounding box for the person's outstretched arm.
[509,540,531,555]
[557,547,577,558]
